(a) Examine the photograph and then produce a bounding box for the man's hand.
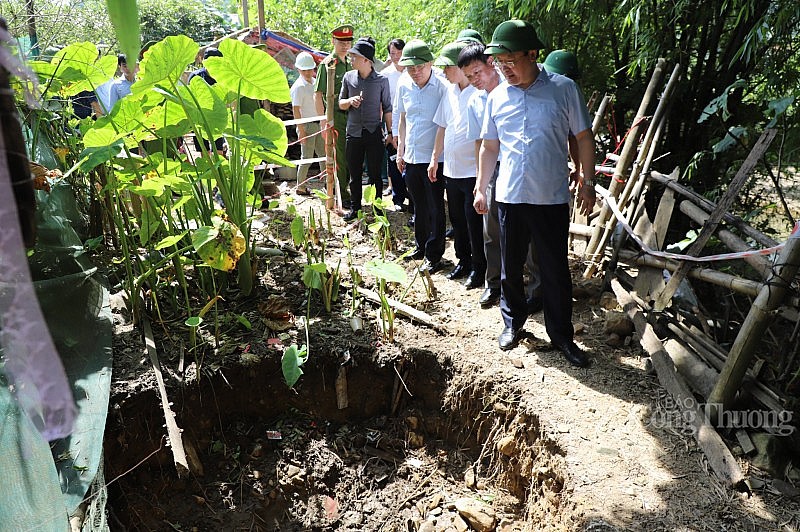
[576,182,596,216]
[473,189,488,215]
[427,161,438,183]
[568,168,580,192]
[298,126,307,145]
[349,95,363,108]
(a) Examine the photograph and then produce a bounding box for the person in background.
[543,49,583,190]
[380,38,411,212]
[291,52,325,195]
[429,41,485,288]
[396,39,448,273]
[105,54,136,111]
[456,28,484,45]
[338,37,393,220]
[474,20,595,366]
[315,24,354,208]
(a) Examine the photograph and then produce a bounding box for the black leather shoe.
[404,248,425,261]
[446,263,470,280]
[420,259,445,274]
[445,227,455,239]
[527,296,543,314]
[479,288,501,308]
[498,327,522,351]
[556,341,590,367]
[463,271,483,289]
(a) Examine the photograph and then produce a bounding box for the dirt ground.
[104,179,800,531]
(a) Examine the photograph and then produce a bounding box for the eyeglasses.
[406,64,427,72]
[494,54,528,69]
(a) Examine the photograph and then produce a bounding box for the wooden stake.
[611,279,745,489]
[653,129,778,310]
[335,366,348,409]
[357,286,446,334]
[325,61,336,211]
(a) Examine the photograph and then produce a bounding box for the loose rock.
[455,497,497,532]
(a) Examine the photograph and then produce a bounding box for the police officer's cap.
[485,20,546,55]
[543,49,581,79]
[398,39,434,66]
[331,24,355,41]
[434,41,469,67]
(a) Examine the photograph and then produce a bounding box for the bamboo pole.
[650,171,778,248]
[324,61,336,211]
[611,279,745,488]
[591,94,612,136]
[618,249,763,298]
[256,0,265,36]
[679,201,772,279]
[587,62,681,278]
[653,129,778,310]
[583,58,667,274]
[708,228,800,411]
[241,0,249,28]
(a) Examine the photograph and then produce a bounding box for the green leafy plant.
[364,259,407,341]
[281,343,308,388]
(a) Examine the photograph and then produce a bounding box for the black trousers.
[445,176,486,274]
[498,202,572,345]
[386,144,410,211]
[345,128,384,211]
[406,162,445,262]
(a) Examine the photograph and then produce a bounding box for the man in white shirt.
[429,41,485,287]
[291,52,325,195]
[396,39,449,273]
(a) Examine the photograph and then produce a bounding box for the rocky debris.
[598,291,619,310]
[496,435,517,457]
[455,497,497,532]
[603,311,634,337]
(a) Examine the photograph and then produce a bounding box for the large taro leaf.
[192,216,246,272]
[236,109,290,165]
[76,139,125,173]
[138,204,162,245]
[37,43,118,97]
[206,39,290,103]
[135,36,198,94]
[140,98,191,139]
[83,97,149,147]
[178,77,228,138]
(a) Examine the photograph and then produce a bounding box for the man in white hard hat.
[291,52,325,195]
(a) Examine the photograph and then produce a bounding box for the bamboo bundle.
[324,62,336,211]
[584,60,676,277]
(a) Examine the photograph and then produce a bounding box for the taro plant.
[364,259,407,341]
[26,36,291,323]
[291,210,340,313]
[361,184,395,258]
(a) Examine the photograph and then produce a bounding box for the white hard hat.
[295,52,316,71]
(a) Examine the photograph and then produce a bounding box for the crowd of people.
[297,21,596,366]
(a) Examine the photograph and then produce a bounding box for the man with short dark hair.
[105,54,136,112]
[475,20,595,366]
[339,37,393,220]
[380,38,410,211]
[396,39,448,273]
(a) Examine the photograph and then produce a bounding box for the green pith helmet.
[398,39,434,66]
[543,49,581,79]
[485,20,546,55]
[456,29,484,44]
[434,41,469,67]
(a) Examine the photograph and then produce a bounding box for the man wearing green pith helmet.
[473,20,595,366]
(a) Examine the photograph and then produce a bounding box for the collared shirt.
[314,53,351,130]
[396,70,448,164]
[340,69,392,137]
[482,69,590,205]
[466,90,501,165]
[106,78,133,112]
[290,76,316,118]
[380,62,403,102]
[433,82,476,178]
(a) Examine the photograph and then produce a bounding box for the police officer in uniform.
[315,24,355,207]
